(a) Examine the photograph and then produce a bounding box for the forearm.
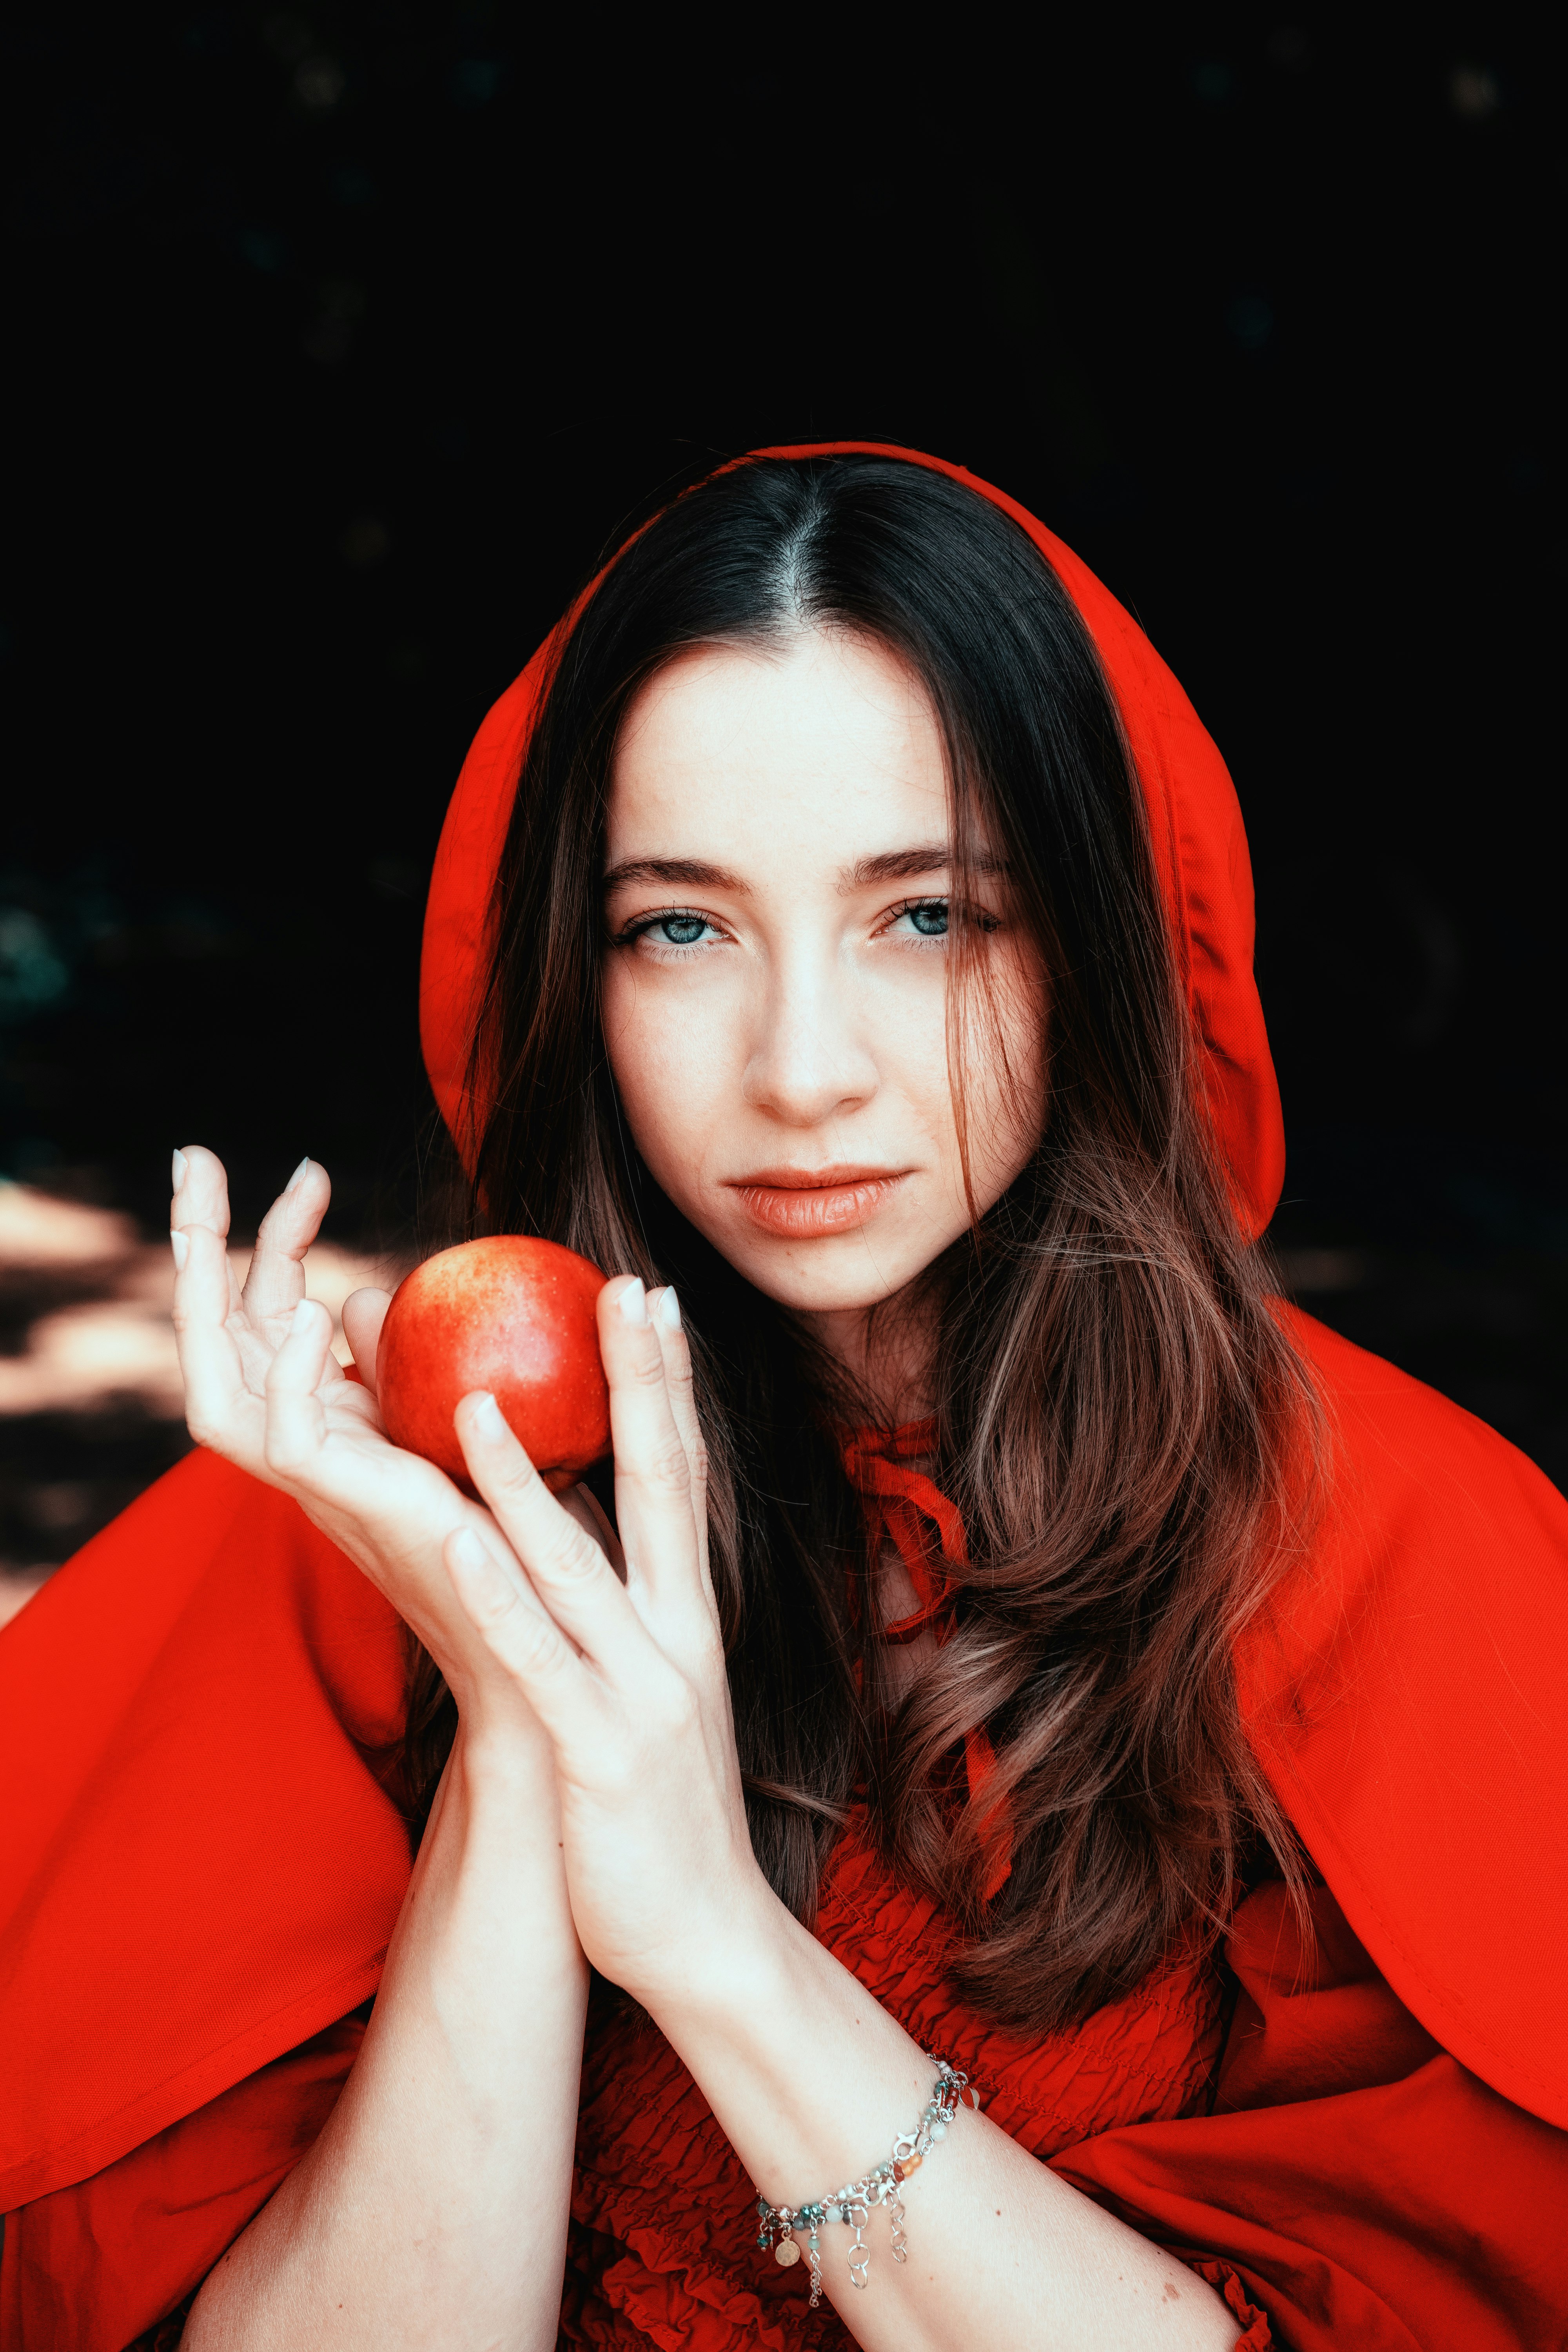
[651,1892,1239,2352]
[185,1719,588,2352]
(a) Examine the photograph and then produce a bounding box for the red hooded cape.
[3,446,1566,2351]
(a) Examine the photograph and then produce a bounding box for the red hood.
[418,442,1286,1240]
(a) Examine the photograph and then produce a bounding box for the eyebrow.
[601,844,1007,894]
[601,857,740,892]
[846,844,1008,887]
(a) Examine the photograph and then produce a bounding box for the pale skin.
[180,629,1240,2348]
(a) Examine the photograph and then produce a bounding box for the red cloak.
[4,446,1565,2350]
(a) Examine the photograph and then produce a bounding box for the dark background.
[2,8,1562,1569]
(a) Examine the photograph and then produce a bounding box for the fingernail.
[655,1286,682,1332]
[469,1390,510,1442]
[617,1278,648,1327]
[286,1156,310,1191]
[291,1299,313,1335]
[448,1525,486,1570]
[171,1148,187,1194]
[169,1229,188,1271]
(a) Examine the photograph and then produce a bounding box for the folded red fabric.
[840,1417,1013,1901]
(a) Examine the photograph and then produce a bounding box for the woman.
[2,446,1564,2352]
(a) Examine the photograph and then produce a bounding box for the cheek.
[600,962,724,1202]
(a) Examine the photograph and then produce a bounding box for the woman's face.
[601,629,1046,1336]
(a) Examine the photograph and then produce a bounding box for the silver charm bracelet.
[753,2058,970,2309]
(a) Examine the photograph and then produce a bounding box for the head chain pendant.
[753,2058,971,2308]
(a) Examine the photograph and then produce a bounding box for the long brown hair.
[405,454,1316,2034]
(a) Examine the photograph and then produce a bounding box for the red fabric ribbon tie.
[838,1421,1013,1901]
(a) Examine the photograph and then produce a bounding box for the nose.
[741,946,880,1128]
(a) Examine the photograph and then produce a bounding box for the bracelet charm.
[753,2057,970,2309]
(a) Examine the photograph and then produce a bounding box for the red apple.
[376,1237,611,1495]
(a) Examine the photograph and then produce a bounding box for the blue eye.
[653,914,709,946]
[907,902,948,936]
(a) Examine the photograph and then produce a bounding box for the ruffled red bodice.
[561,1808,1254,2350]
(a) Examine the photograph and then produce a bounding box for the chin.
[717,1225,941,1316]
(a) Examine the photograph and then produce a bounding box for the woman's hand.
[168,1143,603,1734]
[440,1273,771,2006]
[173,1149,599,2352]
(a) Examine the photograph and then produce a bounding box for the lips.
[726,1165,911,1238]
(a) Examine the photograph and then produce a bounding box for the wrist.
[444,1717,573,1903]
[640,1892,935,2215]
[453,1689,556,1786]
[639,1873,811,2043]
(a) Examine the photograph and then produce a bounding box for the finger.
[171,1218,254,1450]
[262,1296,335,1479]
[647,1286,712,1595]
[455,1388,657,1678]
[561,1481,626,1581]
[171,1143,233,1243]
[242,1156,332,1323]
[171,1147,243,1323]
[445,1523,602,1739]
[647,1289,707,1496]
[597,1278,704,1605]
[341,1286,391,1396]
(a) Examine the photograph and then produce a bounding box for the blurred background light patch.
[1226,293,1275,351]
[1450,65,1502,117]
[295,56,346,111]
[0,913,70,1022]
[1266,28,1311,72]
[0,1181,390,1619]
[238,228,285,272]
[450,58,503,107]
[1190,59,1236,103]
[338,514,391,566]
[305,278,368,366]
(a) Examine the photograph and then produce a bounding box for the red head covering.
[419,443,1286,1239]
